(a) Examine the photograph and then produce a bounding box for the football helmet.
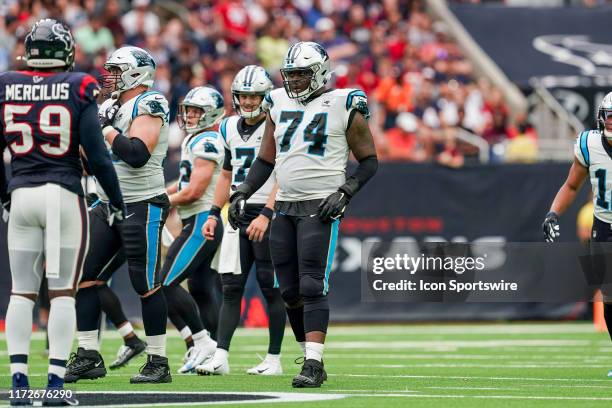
[178,86,225,134]
[24,19,75,69]
[280,42,331,101]
[597,91,612,139]
[102,46,156,98]
[231,65,273,118]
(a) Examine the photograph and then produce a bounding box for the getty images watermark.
[370,253,517,293]
[361,241,612,302]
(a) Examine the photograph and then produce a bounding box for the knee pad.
[299,275,324,298]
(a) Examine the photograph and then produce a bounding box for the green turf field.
[2,323,612,407]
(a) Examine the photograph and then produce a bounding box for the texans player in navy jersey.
[0,19,125,406]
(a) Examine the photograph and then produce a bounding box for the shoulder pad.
[190,131,222,156]
[132,91,169,123]
[345,89,370,119]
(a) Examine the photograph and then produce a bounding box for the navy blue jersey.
[0,70,100,196]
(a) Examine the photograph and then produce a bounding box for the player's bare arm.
[543,158,588,242]
[550,158,588,216]
[168,158,215,207]
[246,182,278,242]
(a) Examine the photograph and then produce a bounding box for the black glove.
[1,199,9,223]
[107,203,127,227]
[318,190,351,222]
[542,211,560,242]
[99,100,122,130]
[85,192,100,208]
[228,191,247,230]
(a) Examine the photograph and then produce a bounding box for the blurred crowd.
[0,0,539,166]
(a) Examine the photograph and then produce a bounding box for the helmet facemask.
[280,65,321,101]
[598,108,612,139]
[101,64,127,99]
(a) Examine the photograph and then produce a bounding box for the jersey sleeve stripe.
[345,89,366,110]
[220,118,229,143]
[79,75,98,100]
[580,131,590,166]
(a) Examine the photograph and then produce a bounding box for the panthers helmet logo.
[132,49,156,68]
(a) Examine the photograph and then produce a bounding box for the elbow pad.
[340,155,378,197]
[111,133,151,168]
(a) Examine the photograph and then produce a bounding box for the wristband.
[260,206,273,220]
[210,205,221,217]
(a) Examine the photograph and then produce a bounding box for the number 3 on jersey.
[279,111,328,156]
[4,103,71,156]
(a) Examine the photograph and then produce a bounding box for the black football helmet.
[24,18,75,70]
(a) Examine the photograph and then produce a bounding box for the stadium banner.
[450,5,612,88]
[0,163,588,321]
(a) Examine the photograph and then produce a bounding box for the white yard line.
[334,373,612,382]
[350,393,612,401]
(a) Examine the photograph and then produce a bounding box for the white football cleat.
[195,352,230,375]
[177,340,216,374]
[246,354,283,375]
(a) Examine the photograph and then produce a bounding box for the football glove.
[85,192,100,209]
[107,203,127,227]
[318,190,350,222]
[228,191,247,230]
[1,200,9,223]
[542,211,560,242]
[100,100,122,130]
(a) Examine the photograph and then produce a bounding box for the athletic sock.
[117,322,134,339]
[76,330,99,351]
[146,334,166,357]
[48,297,76,378]
[305,341,324,362]
[7,295,35,376]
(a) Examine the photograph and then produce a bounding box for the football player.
[543,91,612,377]
[228,42,378,387]
[161,86,225,373]
[196,65,286,376]
[0,19,124,405]
[66,46,172,384]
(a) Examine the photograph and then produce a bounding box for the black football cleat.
[109,339,146,370]
[64,348,106,383]
[130,354,172,384]
[291,359,327,388]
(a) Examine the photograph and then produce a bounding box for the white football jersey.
[220,115,275,205]
[177,130,224,219]
[575,129,612,223]
[97,90,169,203]
[265,87,367,201]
